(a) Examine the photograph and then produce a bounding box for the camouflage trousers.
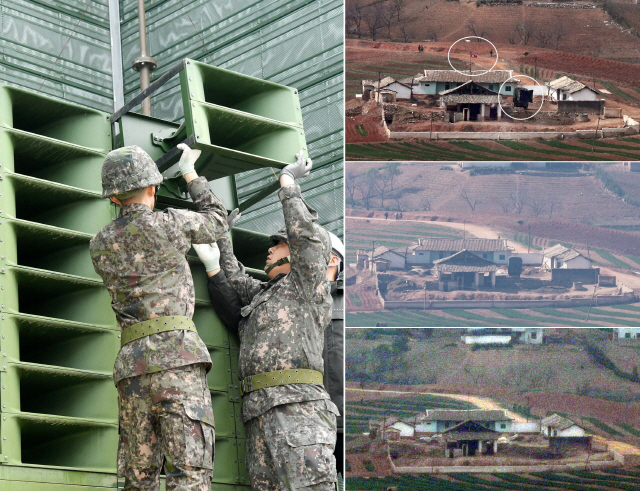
[117,364,215,491]
[245,399,339,491]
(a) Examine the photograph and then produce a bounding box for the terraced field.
[347,136,640,161]
[347,468,640,491]
[347,304,640,327]
[346,393,475,435]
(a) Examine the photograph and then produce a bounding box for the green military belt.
[120,315,196,346]
[240,369,323,396]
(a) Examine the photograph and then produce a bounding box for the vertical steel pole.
[132,0,157,116]
[138,0,151,115]
[108,0,125,112]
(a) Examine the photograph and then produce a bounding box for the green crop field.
[347,138,640,161]
[347,306,640,327]
[592,248,635,269]
[347,468,640,490]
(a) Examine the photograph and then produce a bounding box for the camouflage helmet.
[269,225,331,264]
[270,227,289,246]
[101,145,163,199]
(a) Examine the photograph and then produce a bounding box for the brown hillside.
[348,0,640,63]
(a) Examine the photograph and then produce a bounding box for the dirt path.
[346,387,528,423]
[348,216,529,253]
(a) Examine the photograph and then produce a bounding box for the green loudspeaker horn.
[174,60,308,180]
[0,85,111,152]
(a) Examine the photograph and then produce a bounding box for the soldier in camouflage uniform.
[193,152,339,490]
[90,144,228,490]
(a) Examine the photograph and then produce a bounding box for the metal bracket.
[110,59,186,124]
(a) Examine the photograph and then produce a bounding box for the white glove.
[279,150,312,180]
[177,143,201,176]
[228,208,241,229]
[193,243,220,272]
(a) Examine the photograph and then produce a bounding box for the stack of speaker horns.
[0,85,120,480]
[179,59,309,181]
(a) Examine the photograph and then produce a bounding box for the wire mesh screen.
[120,0,344,238]
[0,0,113,112]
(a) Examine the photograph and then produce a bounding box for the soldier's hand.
[193,243,221,272]
[227,208,241,230]
[177,143,201,176]
[279,150,312,180]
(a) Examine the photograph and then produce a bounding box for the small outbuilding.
[548,76,599,102]
[541,414,592,450]
[542,244,592,269]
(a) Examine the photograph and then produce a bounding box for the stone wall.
[551,268,600,284]
[381,292,638,310]
[558,100,605,115]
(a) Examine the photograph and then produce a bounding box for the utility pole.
[528,225,531,253]
[591,117,601,153]
[377,71,382,106]
[534,57,537,82]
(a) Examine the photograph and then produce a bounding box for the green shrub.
[364,460,375,472]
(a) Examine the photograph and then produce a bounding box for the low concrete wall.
[391,458,620,474]
[389,130,610,141]
[602,127,635,138]
[599,275,617,287]
[558,100,605,115]
[382,293,638,310]
[551,268,599,285]
[604,107,622,118]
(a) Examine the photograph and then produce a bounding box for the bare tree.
[364,4,384,41]
[391,0,407,22]
[357,168,379,210]
[551,21,566,50]
[466,19,489,40]
[374,167,394,207]
[534,27,552,48]
[346,0,365,38]
[510,191,529,214]
[384,162,402,190]
[507,32,518,45]
[379,2,396,39]
[425,24,439,42]
[514,21,536,46]
[528,198,547,217]
[461,190,481,212]
[420,197,431,211]
[392,193,405,212]
[548,199,557,219]
[345,169,358,206]
[398,18,412,43]
[497,198,511,214]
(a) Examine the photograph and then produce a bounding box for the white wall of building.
[384,82,412,100]
[512,422,541,433]
[616,328,640,339]
[511,253,543,265]
[560,256,592,269]
[377,250,406,269]
[542,424,587,438]
[461,334,513,345]
[390,422,415,437]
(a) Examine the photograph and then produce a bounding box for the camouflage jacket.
[90,176,228,385]
[217,184,334,422]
